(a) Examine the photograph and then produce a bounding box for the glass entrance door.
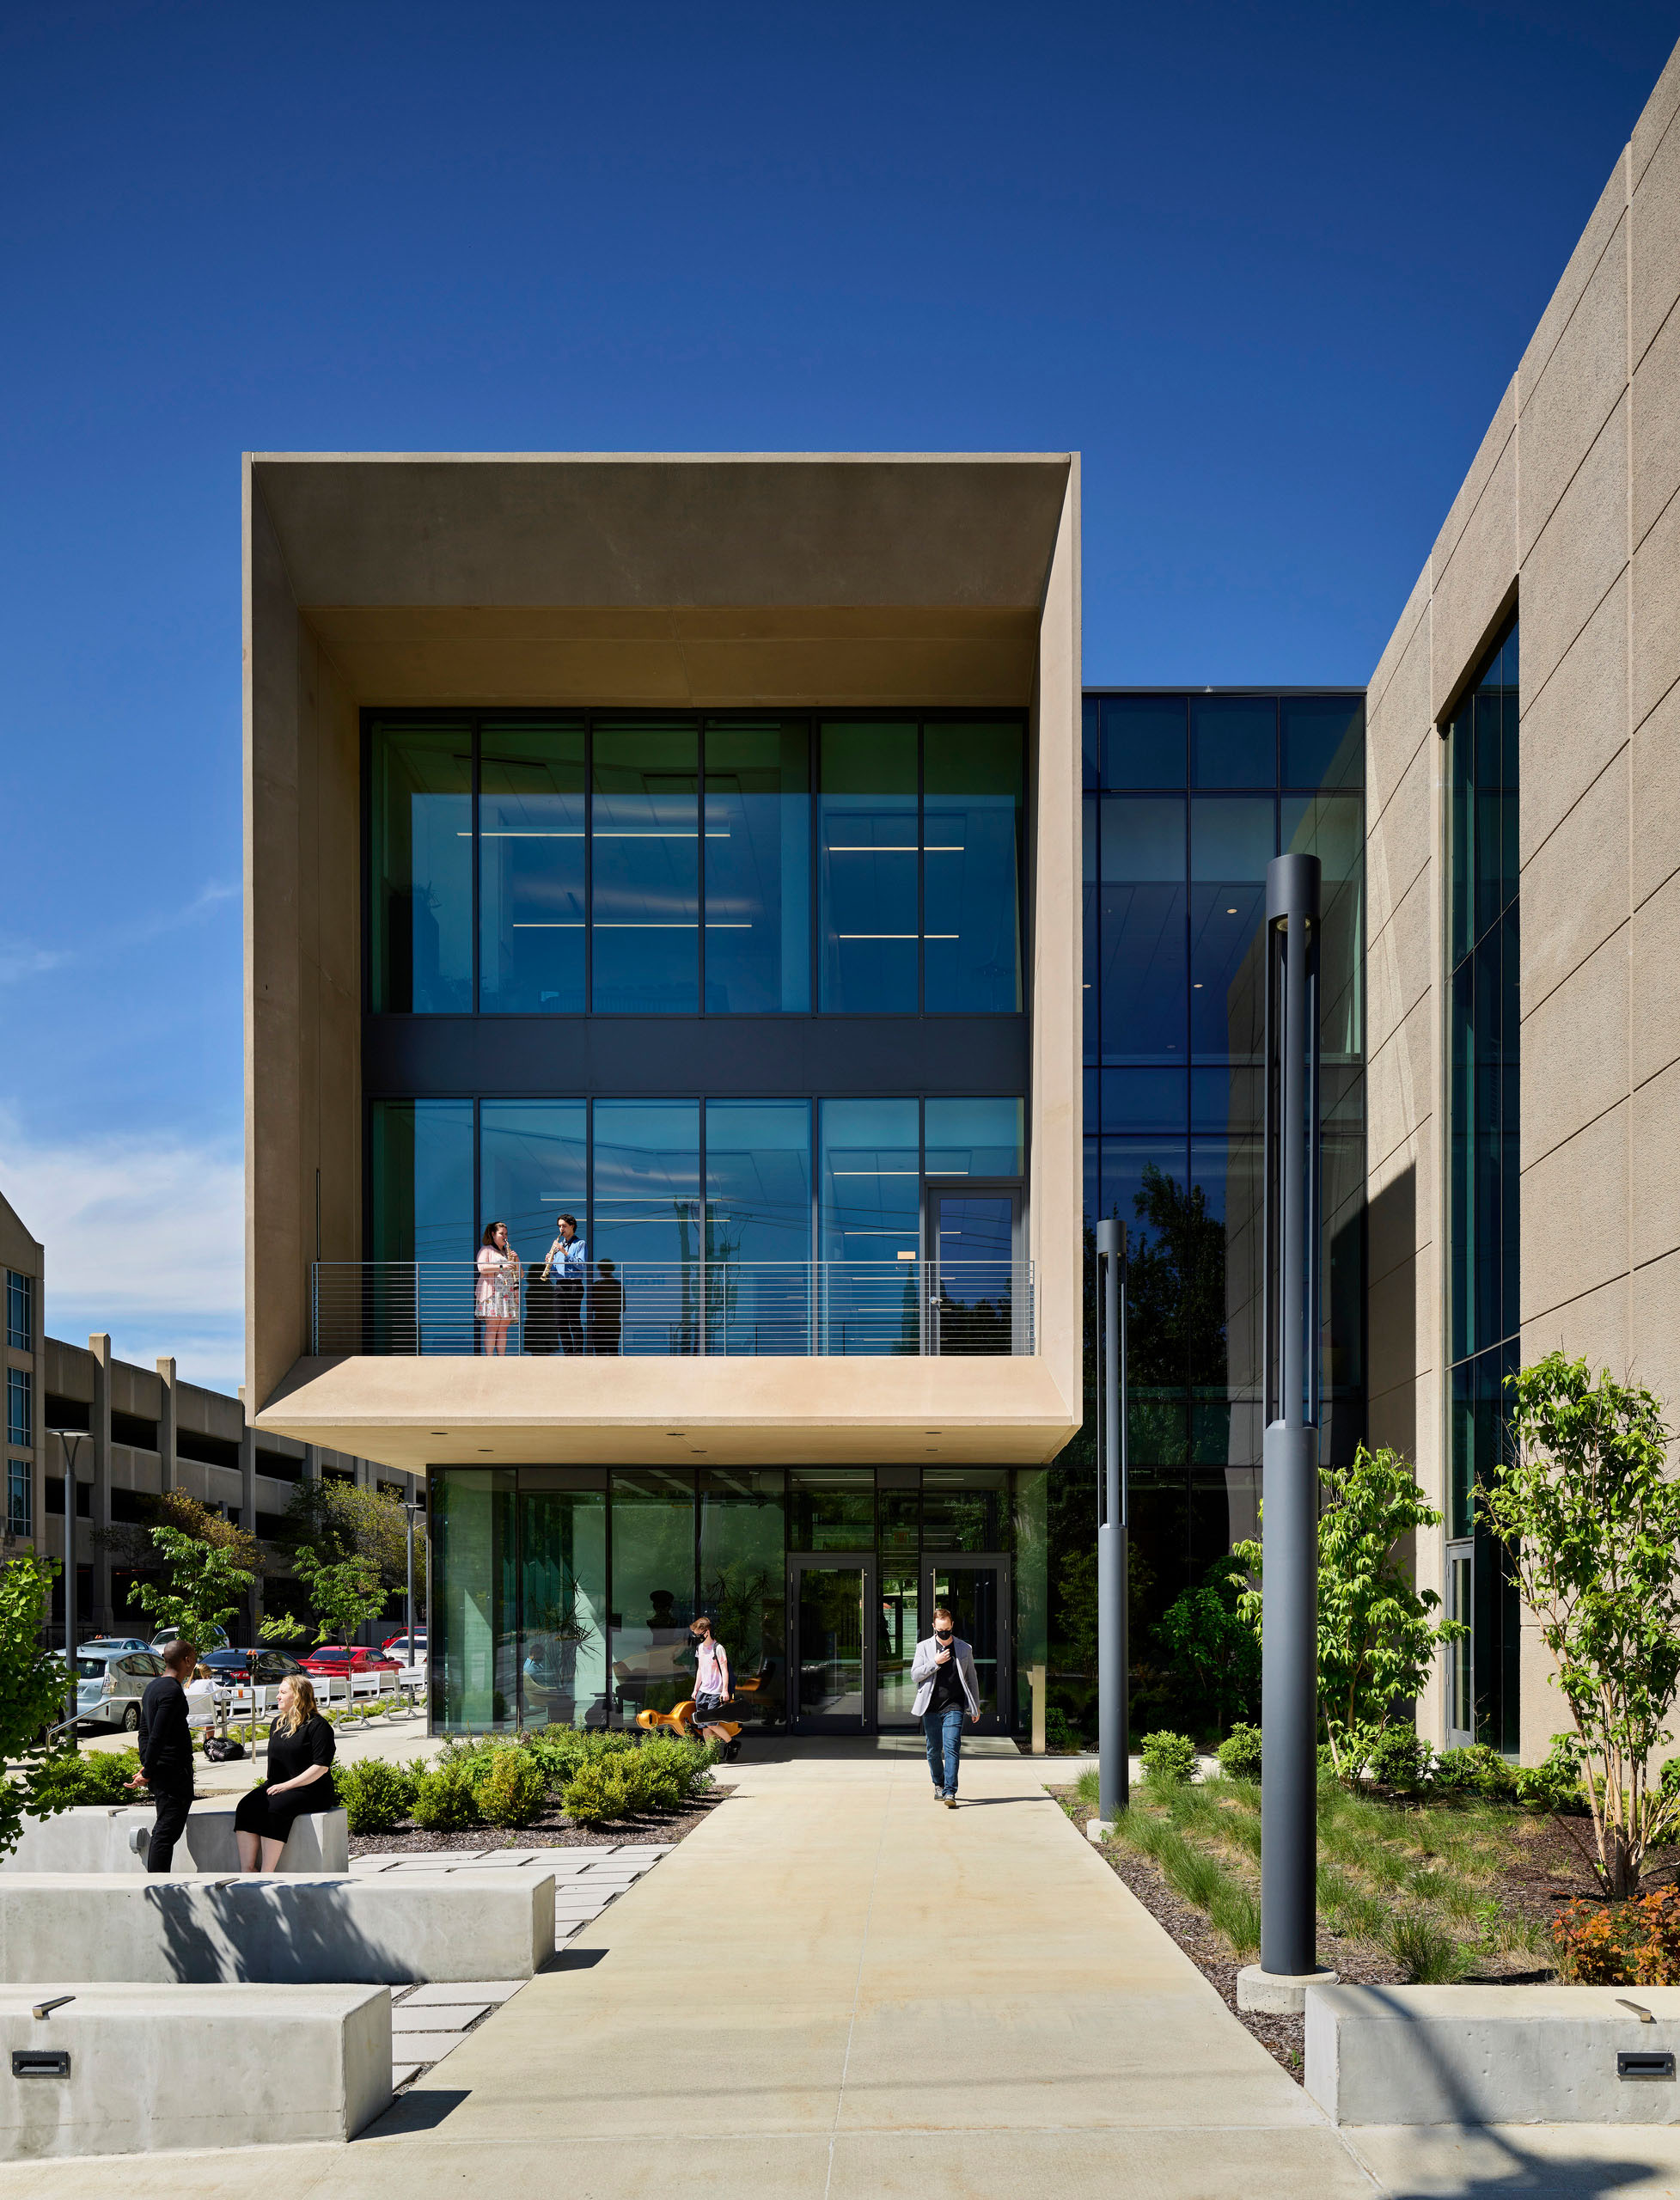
[928,1188,1020,1354]
[790,1557,873,1731]
[922,1556,1011,1732]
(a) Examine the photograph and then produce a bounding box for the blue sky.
[2,0,1676,1391]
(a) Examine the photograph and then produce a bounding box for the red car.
[300,1645,400,1678]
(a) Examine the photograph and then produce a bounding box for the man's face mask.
[935,1627,953,1641]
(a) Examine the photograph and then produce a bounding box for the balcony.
[310,1261,1035,1359]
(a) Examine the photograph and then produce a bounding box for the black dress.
[234,1713,338,1842]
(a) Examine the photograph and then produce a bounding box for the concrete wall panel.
[1430,383,1515,586]
[1519,749,1629,1010]
[1365,870,1433,1067]
[1366,736,1434,947]
[1366,992,1435,1181]
[1518,394,1629,705]
[1518,572,1628,857]
[1632,1244,1680,1420]
[1633,294,1680,546]
[1367,606,1433,828]
[1632,1057,1680,1271]
[1367,563,1429,724]
[1520,926,1629,1171]
[1631,480,1680,729]
[1633,41,1680,187]
[1430,421,1518,722]
[1518,206,1628,558]
[1633,104,1680,363]
[1633,856,1680,1091]
[1522,1103,1629,1321]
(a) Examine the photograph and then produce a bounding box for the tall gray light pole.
[50,1429,86,1745]
[1096,1219,1128,1825]
[405,1499,418,1665]
[1239,851,1332,2014]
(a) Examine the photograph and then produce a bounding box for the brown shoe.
[943,1795,956,1809]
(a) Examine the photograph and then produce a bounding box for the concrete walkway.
[8,1742,1680,2194]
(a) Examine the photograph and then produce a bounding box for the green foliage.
[1044,1706,1084,1752]
[0,1555,78,1855]
[410,1763,480,1831]
[126,1526,253,1647]
[1384,1910,1469,1983]
[1236,1445,1463,1777]
[32,1746,144,1811]
[1139,1730,1197,1787]
[1481,1354,1680,1898]
[1152,1560,1260,1739]
[1216,1723,1262,1783]
[1073,1765,1100,1808]
[561,1758,629,1827]
[477,1745,550,1829]
[334,1758,418,1835]
[1365,1726,1430,1793]
[1516,1733,1585,1814]
[257,1610,307,1647]
[279,1479,425,1598]
[1207,1881,1261,1959]
[291,1545,388,1646]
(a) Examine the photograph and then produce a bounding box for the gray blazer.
[910,1635,981,1719]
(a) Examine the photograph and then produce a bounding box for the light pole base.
[1086,1819,1115,1844]
[1236,1964,1338,2015]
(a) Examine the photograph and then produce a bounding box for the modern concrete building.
[2,1191,44,1558]
[1364,38,1680,1757]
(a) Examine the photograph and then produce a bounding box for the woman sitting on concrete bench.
[234,1675,338,1872]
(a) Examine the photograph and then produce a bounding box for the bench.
[0,1869,556,1986]
[2,1806,349,1876]
[0,1982,389,2156]
[1306,1983,1680,2125]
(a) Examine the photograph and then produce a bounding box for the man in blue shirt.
[543,1213,587,1355]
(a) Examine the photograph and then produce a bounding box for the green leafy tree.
[1236,1444,1463,1776]
[278,1479,425,1606]
[0,1555,78,1851]
[1481,1354,1680,1898]
[1153,1559,1261,1739]
[127,1526,254,1648]
[291,1546,388,1646]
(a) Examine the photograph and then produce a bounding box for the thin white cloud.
[0,880,238,989]
[0,1107,242,1390]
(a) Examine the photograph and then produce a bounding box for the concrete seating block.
[0,1982,389,2157]
[0,1869,556,1988]
[3,1806,348,1876]
[1306,1983,1680,2125]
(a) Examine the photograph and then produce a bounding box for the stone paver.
[391,2002,491,2032]
[400,1980,522,2006]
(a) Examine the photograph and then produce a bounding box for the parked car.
[381,1628,426,1659]
[72,1648,164,1732]
[300,1645,401,1679]
[200,1647,305,1689]
[150,1624,228,1653]
[77,1636,153,1657]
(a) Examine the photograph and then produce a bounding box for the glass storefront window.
[370,1099,474,1262]
[593,1100,700,1354]
[1189,695,1277,789]
[518,1470,608,1729]
[703,720,810,1013]
[706,1098,811,1356]
[431,1467,516,1731]
[923,1467,1007,1552]
[924,1097,1023,1178]
[609,1470,696,1725]
[923,722,1024,1013]
[1188,798,1274,1061]
[698,1469,786,1726]
[480,1100,587,1272]
[788,1468,874,1551]
[370,722,473,1013]
[1098,797,1187,1062]
[1100,694,1187,789]
[1012,1467,1048,1728]
[479,721,586,1014]
[592,721,699,1013]
[818,722,919,1012]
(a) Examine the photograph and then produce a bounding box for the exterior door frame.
[921,1179,1025,1354]
[920,1550,1013,1736]
[787,1552,877,1733]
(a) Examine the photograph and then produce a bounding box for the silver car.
[73,1648,164,1732]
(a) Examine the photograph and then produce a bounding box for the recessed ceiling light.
[430,1431,448,1436]
[1226,907,1237,914]
[478,1448,492,1454]
[925,1431,942,1435]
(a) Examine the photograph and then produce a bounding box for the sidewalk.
[7,1742,1680,2195]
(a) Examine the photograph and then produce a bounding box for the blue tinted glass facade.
[1055,688,1366,1740]
[1445,620,1520,1753]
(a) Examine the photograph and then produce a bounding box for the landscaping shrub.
[411,1763,480,1831]
[476,1745,549,1830]
[34,1748,143,1809]
[1044,1707,1084,1752]
[1365,1726,1430,1794]
[561,1760,629,1828]
[1215,1723,1262,1783]
[1517,1733,1585,1814]
[1384,1909,1469,1983]
[1139,1731,1197,1787]
[335,1758,416,1835]
[1554,1886,1680,1986]
[1158,1831,1222,1910]
[1432,1744,1517,1801]
[1207,1882,1261,1959]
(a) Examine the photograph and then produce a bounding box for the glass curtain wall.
[705,1099,812,1353]
[369,712,1022,1019]
[1061,689,1366,1746]
[593,1101,701,1355]
[698,1469,786,1725]
[518,1470,608,1728]
[431,1466,516,1730]
[1446,620,1521,1753]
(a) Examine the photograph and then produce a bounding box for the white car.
[73,1648,164,1732]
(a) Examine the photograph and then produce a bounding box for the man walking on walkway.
[134,1637,198,1872]
[912,1605,980,1808]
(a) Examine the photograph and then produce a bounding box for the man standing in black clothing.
[134,1637,198,1873]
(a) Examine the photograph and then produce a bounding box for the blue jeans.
[923,1706,964,1796]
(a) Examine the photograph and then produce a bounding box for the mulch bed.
[349,1788,723,1856]
[1051,1788,1643,2081]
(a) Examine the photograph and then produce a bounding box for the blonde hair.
[272,1674,319,1734]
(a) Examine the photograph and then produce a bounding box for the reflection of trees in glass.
[1126,1162,1227,1398]
[1152,1560,1260,1739]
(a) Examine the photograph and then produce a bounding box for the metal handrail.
[310,1258,1034,1359]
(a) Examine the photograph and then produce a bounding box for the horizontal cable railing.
[310,1260,1034,1359]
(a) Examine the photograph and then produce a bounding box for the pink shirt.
[694,1639,728,1696]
